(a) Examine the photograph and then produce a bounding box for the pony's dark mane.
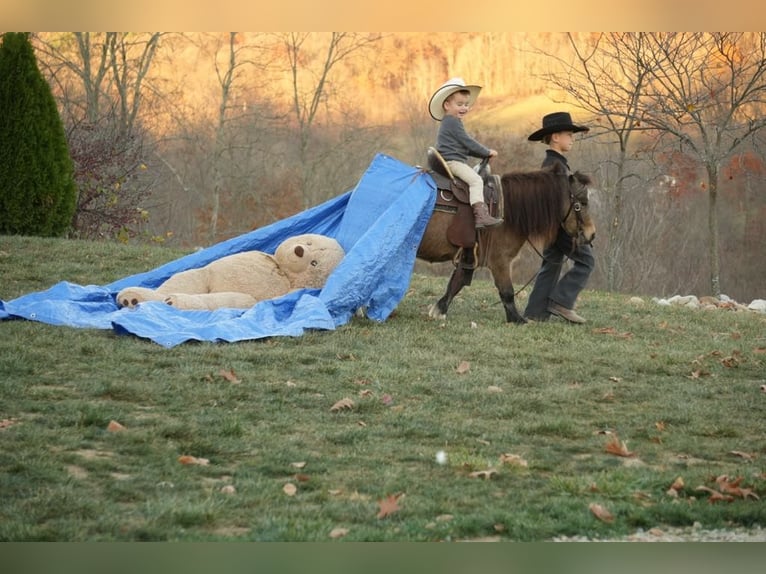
[500,166,569,244]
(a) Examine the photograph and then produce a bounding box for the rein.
[512,190,585,298]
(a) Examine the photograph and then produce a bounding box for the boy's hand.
[488,149,498,158]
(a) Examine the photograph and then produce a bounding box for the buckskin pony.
[417,158,596,323]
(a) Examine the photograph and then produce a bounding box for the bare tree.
[34,33,165,240]
[279,32,382,208]
[637,32,766,296]
[533,33,662,292]
[39,33,164,132]
[106,33,163,135]
[207,32,254,242]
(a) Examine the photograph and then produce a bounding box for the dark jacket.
[541,149,571,172]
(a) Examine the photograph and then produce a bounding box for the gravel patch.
[551,523,766,542]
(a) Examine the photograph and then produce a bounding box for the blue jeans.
[524,231,595,320]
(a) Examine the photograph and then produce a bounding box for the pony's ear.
[574,171,593,186]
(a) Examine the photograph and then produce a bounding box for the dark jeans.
[524,232,595,320]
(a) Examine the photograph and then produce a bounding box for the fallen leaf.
[604,434,635,457]
[283,483,297,496]
[729,450,755,461]
[358,389,373,398]
[220,484,236,494]
[608,376,622,383]
[487,385,503,393]
[499,453,528,467]
[695,486,734,503]
[294,473,310,482]
[455,360,471,374]
[219,368,240,383]
[329,527,349,539]
[376,493,402,519]
[178,455,210,466]
[655,421,666,432]
[0,418,19,430]
[720,356,739,368]
[106,420,126,432]
[290,461,307,469]
[589,503,614,523]
[667,476,684,497]
[330,397,355,412]
[468,468,498,479]
[594,327,618,335]
[715,475,760,500]
[380,394,394,406]
[593,327,632,339]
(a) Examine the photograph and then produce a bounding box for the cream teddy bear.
[116,233,345,310]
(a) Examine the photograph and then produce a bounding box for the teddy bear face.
[274,234,345,289]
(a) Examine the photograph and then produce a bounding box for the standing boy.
[428,78,502,228]
[524,111,594,323]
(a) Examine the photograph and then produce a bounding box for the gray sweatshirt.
[436,115,490,162]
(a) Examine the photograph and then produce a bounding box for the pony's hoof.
[427,303,446,320]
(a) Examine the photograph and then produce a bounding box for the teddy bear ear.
[294,245,305,257]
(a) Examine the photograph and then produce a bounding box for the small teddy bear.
[116,233,345,310]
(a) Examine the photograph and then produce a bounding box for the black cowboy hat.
[527,111,589,141]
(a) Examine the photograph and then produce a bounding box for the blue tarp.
[0,153,437,347]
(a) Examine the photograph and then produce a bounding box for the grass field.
[0,235,764,542]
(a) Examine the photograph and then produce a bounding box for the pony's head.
[561,171,596,247]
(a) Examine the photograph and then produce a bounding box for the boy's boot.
[472,202,503,229]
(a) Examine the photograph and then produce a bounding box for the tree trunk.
[706,164,721,297]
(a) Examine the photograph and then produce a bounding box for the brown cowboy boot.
[472,202,503,229]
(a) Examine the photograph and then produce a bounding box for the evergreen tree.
[0,32,77,236]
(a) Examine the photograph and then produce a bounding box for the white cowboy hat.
[428,77,482,121]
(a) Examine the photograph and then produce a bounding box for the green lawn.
[1,236,764,541]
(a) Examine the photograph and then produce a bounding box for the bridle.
[561,176,591,251]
